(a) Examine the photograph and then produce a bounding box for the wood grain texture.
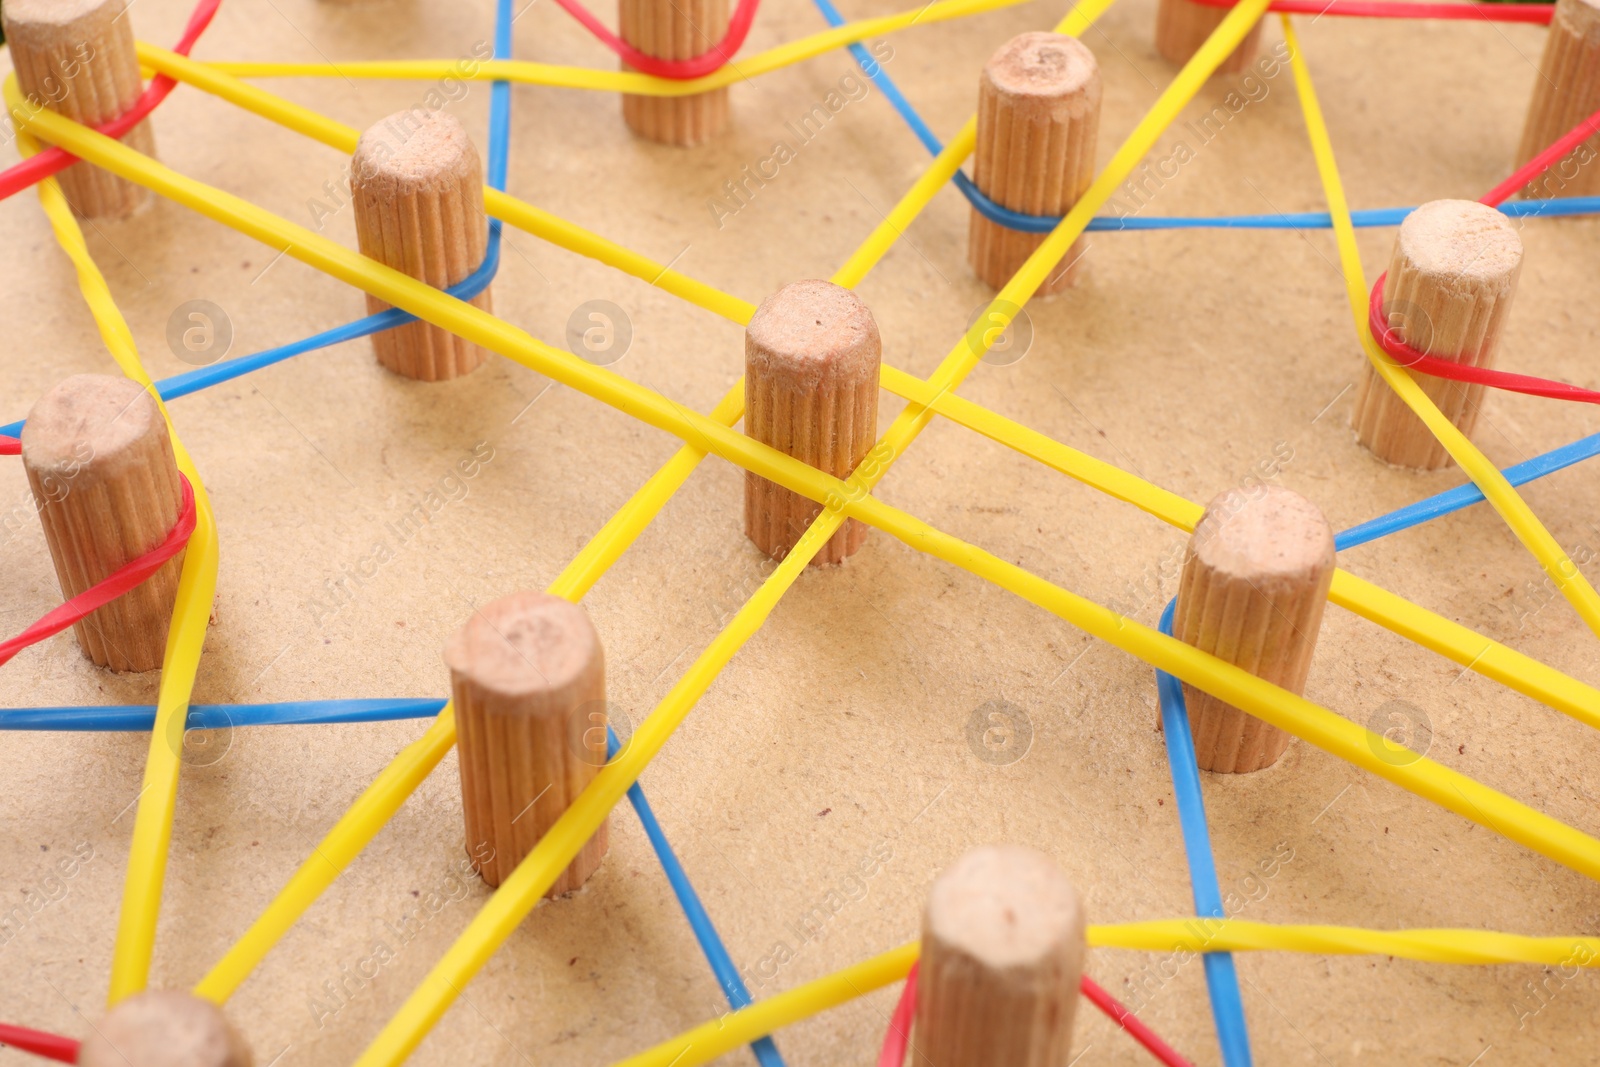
[1153,0,1263,75]
[1174,485,1335,773]
[1352,199,1523,471]
[744,279,880,565]
[20,374,184,673]
[2,0,155,218]
[619,0,730,145]
[913,845,1085,1067]
[968,33,1101,296]
[445,591,609,894]
[350,109,492,382]
[1516,0,1600,198]
[78,990,252,1067]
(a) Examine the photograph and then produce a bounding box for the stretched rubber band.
[0,435,18,455]
[610,729,785,1067]
[0,474,195,669]
[1369,272,1600,404]
[0,1021,79,1064]
[0,698,444,731]
[1189,0,1553,20]
[552,0,761,79]
[0,0,220,203]
[1480,104,1600,208]
[876,963,916,1067]
[1155,597,1252,1067]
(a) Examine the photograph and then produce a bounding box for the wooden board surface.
[2,0,1600,1063]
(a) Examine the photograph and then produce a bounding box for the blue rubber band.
[610,730,785,1065]
[1336,432,1600,551]
[1155,598,1254,1067]
[0,698,444,731]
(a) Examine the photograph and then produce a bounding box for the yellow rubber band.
[200,0,1033,97]
[10,129,221,1007]
[612,921,1600,1067]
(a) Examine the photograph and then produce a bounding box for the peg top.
[21,374,165,478]
[1190,485,1335,587]
[924,844,1084,971]
[444,592,602,706]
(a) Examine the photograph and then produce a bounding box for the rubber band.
[876,963,916,1067]
[0,698,444,731]
[610,728,786,1067]
[0,474,196,669]
[1369,271,1600,405]
[1081,974,1198,1067]
[1480,103,1600,208]
[195,0,1029,97]
[0,0,220,203]
[878,966,1201,1067]
[1189,0,1554,20]
[0,1020,79,1064]
[552,0,760,78]
[1154,597,1251,1067]
[0,435,18,455]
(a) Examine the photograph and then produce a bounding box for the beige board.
[1,0,1599,1064]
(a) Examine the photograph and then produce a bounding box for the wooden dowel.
[968,32,1101,296]
[1,0,156,218]
[446,591,609,894]
[914,845,1086,1067]
[77,991,252,1067]
[20,374,185,673]
[743,279,881,565]
[619,0,730,145]
[1515,0,1600,199]
[1174,485,1335,774]
[1351,199,1524,471]
[350,109,493,382]
[1154,0,1264,76]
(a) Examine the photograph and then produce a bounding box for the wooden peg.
[914,845,1086,1067]
[1515,0,1600,199]
[350,109,493,382]
[20,374,184,673]
[619,0,730,146]
[446,591,609,894]
[2,0,156,218]
[1174,485,1335,774]
[743,279,881,565]
[1351,199,1523,470]
[1154,0,1263,76]
[968,32,1101,296]
[78,990,252,1067]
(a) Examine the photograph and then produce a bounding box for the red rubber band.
[0,1020,80,1063]
[550,0,760,79]
[1188,0,1553,20]
[877,963,1196,1067]
[0,0,222,204]
[1369,273,1600,404]
[0,474,196,669]
[875,961,917,1067]
[1480,103,1600,207]
[1081,974,1197,1067]
[0,436,19,456]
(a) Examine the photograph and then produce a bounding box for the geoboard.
[2,0,1600,1063]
